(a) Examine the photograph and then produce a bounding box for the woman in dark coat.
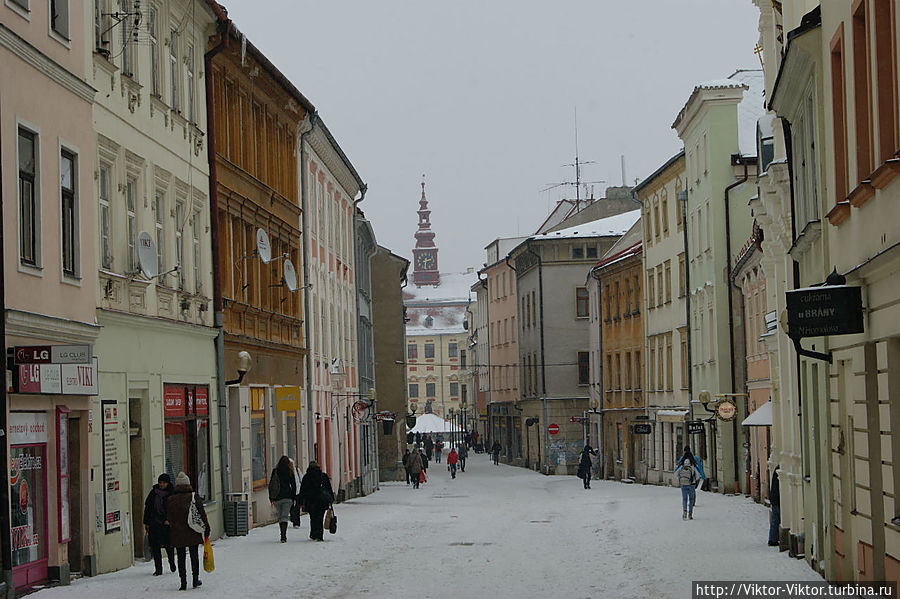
[297,461,334,541]
[143,473,175,575]
[166,472,210,590]
[269,455,298,543]
[578,445,598,489]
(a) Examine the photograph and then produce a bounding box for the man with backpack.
[674,446,700,520]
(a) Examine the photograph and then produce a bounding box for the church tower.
[412,180,440,287]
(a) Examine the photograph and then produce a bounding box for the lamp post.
[461,398,468,445]
[329,359,346,497]
[448,407,456,448]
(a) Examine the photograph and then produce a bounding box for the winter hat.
[175,472,190,487]
[158,473,171,485]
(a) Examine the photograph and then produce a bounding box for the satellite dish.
[137,231,158,279]
[283,259,298,292]
[256,228,271,264]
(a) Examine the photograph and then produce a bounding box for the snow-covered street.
[34,455,820,599]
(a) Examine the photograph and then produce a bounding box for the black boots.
[179,576,187,591]
[193,575,202,588]
[279,521,288,543]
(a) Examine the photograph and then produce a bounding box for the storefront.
[7,345,98,587]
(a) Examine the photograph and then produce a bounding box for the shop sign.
[164,386,186,418]
[16,359,98,395]
[14,344,92,364]
[687,420,705,434]
[785,285,863,339]
[9,413,48,445]
[716,399,737,422]
[102,402,121,533]
[275,386,301,412]
[195,387,208,416]
[633,423,652,434]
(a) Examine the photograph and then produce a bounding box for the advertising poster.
[102,402,121,533]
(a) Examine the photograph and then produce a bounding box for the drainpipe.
[724,155,749,494]
[0,92,13,599]
[299,112,318,464]
[525,240,547,473]
[205,15,231,502]
[678,188,697,485]
[477,270,491,445]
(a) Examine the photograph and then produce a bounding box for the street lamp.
[448,408,456,448]
[461,398,468,445]
[225,350,252,385]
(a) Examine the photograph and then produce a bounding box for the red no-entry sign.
[547,423,560,435]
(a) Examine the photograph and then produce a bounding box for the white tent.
[741,401,773,427]
[407,413,453,434]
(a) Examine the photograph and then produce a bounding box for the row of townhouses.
[453,0,900,585]
[0,0,409,593]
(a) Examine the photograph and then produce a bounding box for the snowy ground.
[34,455,820,599]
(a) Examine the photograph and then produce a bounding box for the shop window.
[286,413,298,463]
[163,384,211,500]
[250,388,266,489]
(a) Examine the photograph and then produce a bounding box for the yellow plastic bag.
[202,537,214,573]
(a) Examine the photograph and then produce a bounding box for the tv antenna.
[541,107,605,204]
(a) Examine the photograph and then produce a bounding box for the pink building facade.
[2,0,99,588]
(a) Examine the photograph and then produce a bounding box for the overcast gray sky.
[219,1,761,272]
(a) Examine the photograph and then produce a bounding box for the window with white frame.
[98,164,112,269]
[148,6,160,96]
[10,0,29,11]
[186,42,195,121]
[120,0,134,76]
[175,201,184,289]
[18,128,38,267]
[155,191,165,278]
[125,178,137,272]
[169,27,179,111]
[50,0,70,39]
[192,209,201,293]
[60,149,77,277]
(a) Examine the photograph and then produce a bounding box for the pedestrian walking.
[165,472,210,590]
[420,448,430,480]
[675,447,700,520]
[435,439,444,463]
[457,443,468,472]
[289,458,303,529]
[769,466,781,546]
[424,435,434,461]
[297,461,335,541]
[491,441,502,465]
[143,473,176,576]
[447,447,459,479]
[402,449,411,485]
[269,455,298,543]
[578,444,598,489]
[406,447,423,489]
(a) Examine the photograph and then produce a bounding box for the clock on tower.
[412,180,441,287]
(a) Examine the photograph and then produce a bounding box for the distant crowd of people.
[402,434,471,487]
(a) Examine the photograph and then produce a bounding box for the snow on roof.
[405,303,468,336]
[696,79,745,90]
[594,220,643,270]
[732,69,766,157]
[537,209,640,240]
[403,270,477,304]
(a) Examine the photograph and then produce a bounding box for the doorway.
[129,395,144,559]
[67,415,83,573]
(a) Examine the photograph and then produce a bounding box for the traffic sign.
[547,423,560,435]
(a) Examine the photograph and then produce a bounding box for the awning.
[742,401,773,427]
[657,409,689,423]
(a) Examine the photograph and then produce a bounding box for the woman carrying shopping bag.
[297,461,334,541]
[166,472,210,590]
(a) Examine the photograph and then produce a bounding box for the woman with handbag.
[268,455,297,543]
[166,472,211,590]
[143,473,176,576]
[297,461,334,541]
[406,447,423,489]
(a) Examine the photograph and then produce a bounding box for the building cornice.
[673,86,745,139]
[6,309,101,344]
[98,308,219,339]
[0,23,95,103]
[307,126,362,198]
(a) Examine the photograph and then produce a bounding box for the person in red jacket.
[447,447,460,479]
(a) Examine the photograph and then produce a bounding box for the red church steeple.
[412,179,440,287]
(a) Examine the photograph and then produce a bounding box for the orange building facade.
[593,224,644,481]
[208,26,313,525]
